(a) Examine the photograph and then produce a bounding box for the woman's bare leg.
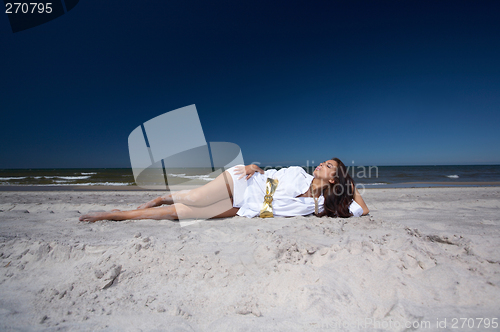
[137,171,234,209]
[79,205,177,222]
[137,195,171,209]
[79,201,239,223]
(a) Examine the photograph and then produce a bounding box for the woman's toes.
[78,212,108,223]
[79,214,93,222]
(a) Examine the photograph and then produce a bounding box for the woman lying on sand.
[79,158,369,222]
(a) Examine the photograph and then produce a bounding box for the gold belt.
[259,178,279,218]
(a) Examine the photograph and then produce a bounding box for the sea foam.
[57,176,91,180]
[168,174,214,181]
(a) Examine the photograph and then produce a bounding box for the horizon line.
[1,163,500,170]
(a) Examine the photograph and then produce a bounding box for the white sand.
[0,187,499,331]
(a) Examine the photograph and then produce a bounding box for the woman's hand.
[353,186,370,216]
[234,164,264,180]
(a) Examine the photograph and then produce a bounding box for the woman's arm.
[353,187,369,216]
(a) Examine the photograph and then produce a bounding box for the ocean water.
[0,165,499,188]
[0,168,215,187]
[343,165,500,187]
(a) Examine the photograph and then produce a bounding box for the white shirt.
[236,166,363,218]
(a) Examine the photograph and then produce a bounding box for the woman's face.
[313,159,338,183]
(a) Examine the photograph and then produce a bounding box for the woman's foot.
[79,212,114,223]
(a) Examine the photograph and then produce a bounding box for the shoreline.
[0,181,499,191]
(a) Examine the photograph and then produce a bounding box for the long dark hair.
[317,158,355,218]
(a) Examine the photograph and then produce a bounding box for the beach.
[0,187,499,331]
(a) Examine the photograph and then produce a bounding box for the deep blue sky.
[1,0,499,168]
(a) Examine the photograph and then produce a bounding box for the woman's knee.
[170,203,191,219]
